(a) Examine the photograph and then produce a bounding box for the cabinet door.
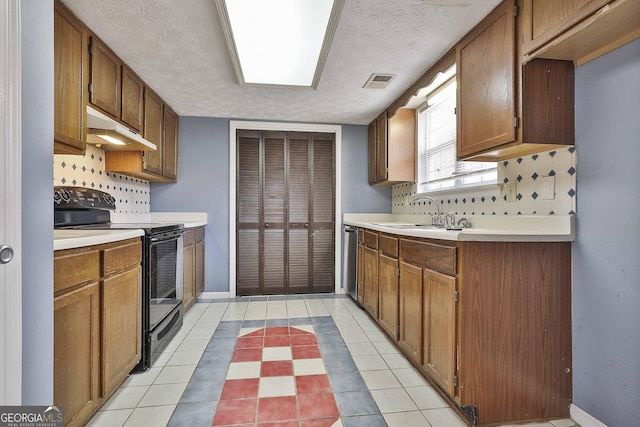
[143,87,164,176]
[183,230,196,312]
[102,266,142,397]
[399,262,422,364]
[89,36,121,119]
[54,282,100,427]
[386,108,416,183]
[121,65,144,133]
[423,269,457,395]
[521,0,609,55]
[357,241,365,306]
[363,246,379,318]
[456,0,516,158]
[54,2,86,154]
[367,121,377,184]
[378,253,399,339]
[375,112,388,182]
[163,105,179,180]
[196,228,205,297]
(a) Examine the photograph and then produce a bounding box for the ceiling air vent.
[363,73,396,89]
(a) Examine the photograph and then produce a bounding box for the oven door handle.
[150,231,184,243]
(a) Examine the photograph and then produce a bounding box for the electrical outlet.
[541,176,555,200]
[505,182,517,202]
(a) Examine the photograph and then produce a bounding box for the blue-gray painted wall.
[21,0,54,404]
[573,38,640,427]
[150,119,390,293]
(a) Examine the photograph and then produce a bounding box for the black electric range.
[54,186,185,371]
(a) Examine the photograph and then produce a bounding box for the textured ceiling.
[61,0,501,125]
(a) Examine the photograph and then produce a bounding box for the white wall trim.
[570,404,608,427]
[199,291,231,300]
[228,120,342,298]
[0,0,22,405]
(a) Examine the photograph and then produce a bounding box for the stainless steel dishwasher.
[343,225,360,307]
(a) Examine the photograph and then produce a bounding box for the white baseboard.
[198,292,230,300]
[571,404,608,427]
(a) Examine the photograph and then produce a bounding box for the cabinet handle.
[265,223,270,228]
[305,223,309,228]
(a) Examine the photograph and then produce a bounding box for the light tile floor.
[87,295,580,427]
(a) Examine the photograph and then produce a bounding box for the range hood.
[86,105,157,151]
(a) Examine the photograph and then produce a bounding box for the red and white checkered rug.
[212,325,341,427]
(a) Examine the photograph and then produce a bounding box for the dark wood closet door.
[236,130,335,296]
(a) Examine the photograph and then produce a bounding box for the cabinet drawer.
[364,230,378,250]
[379,234,398,258]
[55,248,100,293]
[400,239,456,276]
[184,229,196,246]
[102,239,142,277]
[196,227,205,242]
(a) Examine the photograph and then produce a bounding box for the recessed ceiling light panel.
[216,0,345,88]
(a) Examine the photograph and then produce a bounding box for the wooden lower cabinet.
[54,238,142,426]
[195,227,205,296]
[183,226,205,312]
[183,229,196,312]
[54,282,100,427]
[378,253,398,339]
[101,266,142,396]
[398,262,422,364]
[356,229,365,306]
[356,228,572,426]
[363,246,379,317]
[422,268,456,396]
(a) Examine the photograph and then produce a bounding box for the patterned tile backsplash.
[392,146,577,216]
[53,145,150,213]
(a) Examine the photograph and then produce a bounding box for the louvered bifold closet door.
[288,133,311,294]
[237,131,261,296]
[262,132,286,294]
[311,133,335,293]
[236,130,335,296]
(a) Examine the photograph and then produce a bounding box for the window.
[417,70,496,193]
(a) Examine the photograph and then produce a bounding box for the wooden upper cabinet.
[367,121,377,185]
[89,36,121,119]
[456,0,517,159]
[368,108,416,186]
[375,112,388,182]
[143,87,164,175]
[163,105,179,181]
[54,1,87,155]
[456,0,575,161]
[521,0,639,66]
[121,66,144,133]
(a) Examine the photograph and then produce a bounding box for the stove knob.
[53,190,62,204]
[104,194,116,206]
[61,189,71,203]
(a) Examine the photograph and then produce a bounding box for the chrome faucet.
[410,195,443,227]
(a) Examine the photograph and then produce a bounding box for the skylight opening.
[217,0,344,88]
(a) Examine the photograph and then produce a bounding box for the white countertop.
[54,212,208,250]
[344,213,575,242]
[54,229,145,251]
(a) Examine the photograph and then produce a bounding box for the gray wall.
[573,38,640,426]
[21,0,54,404]
[151,119,390,293]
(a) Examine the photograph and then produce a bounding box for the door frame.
[229,121,342,298]
[1,0,23,404]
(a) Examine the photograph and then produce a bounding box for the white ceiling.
[61,0,501,125]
